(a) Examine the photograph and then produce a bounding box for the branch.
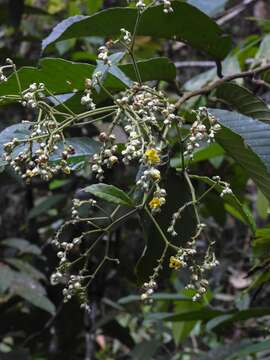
[175,62,270,108]
[216,0,259,26]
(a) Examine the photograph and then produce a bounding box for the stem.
[145,206,178,251]
[184,171,200,225]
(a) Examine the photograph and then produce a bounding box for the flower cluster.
[148,188,166,213]
[169,256,185,270]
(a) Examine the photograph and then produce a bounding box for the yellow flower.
[169,256,183,270]
[144,148,160,165]
[149,197,162,209]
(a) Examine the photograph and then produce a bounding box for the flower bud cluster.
[97,45,111,65]
[4,129,75,181]
[185,107,221,158]
[21,83,45,108]
[0,58,14,82]
[91,133,118,180]
[62,274,86,303]
[160,0,173,13]
[220,183,233,197]
[71,197,97,220]
[136,0,146,11]
[141,280,157,302]
[120,28,132,44]
[81,78,96,109]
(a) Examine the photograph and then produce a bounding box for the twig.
[175,62,270,108]
[216,0,259,26]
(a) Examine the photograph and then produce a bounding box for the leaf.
[198,339,270,360]
[1,238,41,255]
[87,0,103,14]
[50,137,100,164]
[256,189,269,219]
[0,264,15,293]
[28,194,66,220]
[14,286,56,314]
[93,52,132,92]
[206,307,270,332]
[214,82,270,123]
[172,301,202,345]
[0,57,176,104]
[0,349,30,360]
[130,340,160,360]
[163,309,224,322]
[42,2,231,60]
[83,183,134,206]
[252,225,270,258]
[211,109,270,201]
[170,143,225,168]
[0,123,30,166]
[6,258,46,281]
[118,293,189,304]
[191,175,256,233]
[254,34,270,64]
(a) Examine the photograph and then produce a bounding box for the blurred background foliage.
[1,0,270,359]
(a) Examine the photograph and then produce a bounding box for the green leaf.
[6,258,46,281]
[93,52,132,92]
[191,175,256,233]
[1,238,41,255]
[254,34,270,64]
[14,286,56,315]
[0,349,30,360]
[130,340,160,360]
[0,57,176,104]
[256,189,269,219]
[163,309,225,322]
[28,194,66,220]
[84,183,134,206]
[252,225,270,258]
[0,123,30,166]
[207,307,270,332]
[42,2,231,60]
[50,137,100,164]
[87,0,103,14]
[118,293,189,304]
[172,301,202,345]
[170,143,225,168]
[215,82,270,123]
[0,264,15,293]
[0,123,99,169]
[212,109,270,201]
[198,339,270,360]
